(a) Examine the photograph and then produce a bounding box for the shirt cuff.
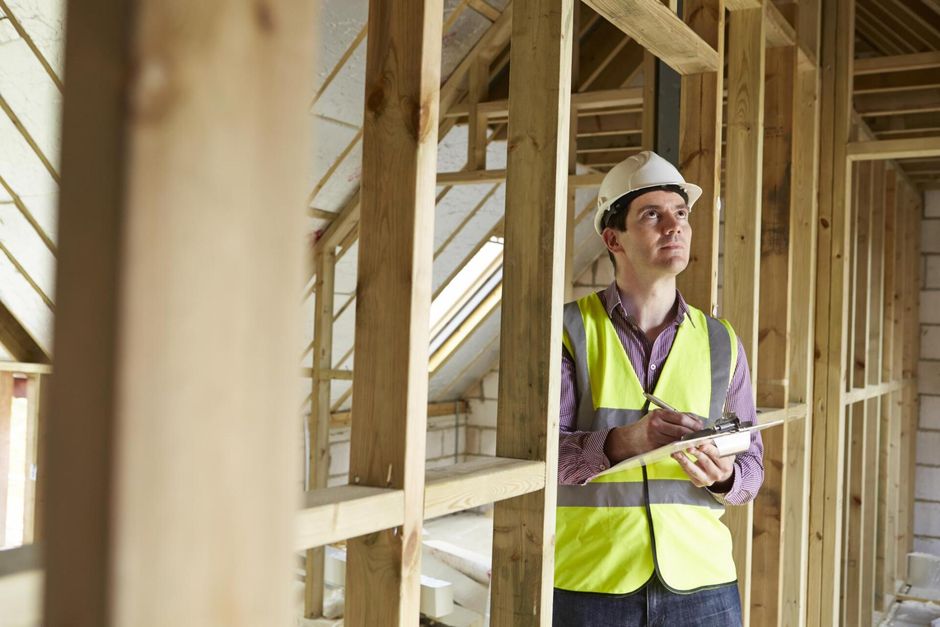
[707,461,754,506]
[579,429,613,485]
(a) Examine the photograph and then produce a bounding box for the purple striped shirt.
[559,283,764,506]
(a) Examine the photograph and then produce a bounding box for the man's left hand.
[671,441,734,492]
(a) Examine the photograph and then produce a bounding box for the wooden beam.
[295,487,405,551]
[807,0,854,621]
[676,0,724,313]
[855,88,940,117]
[780,2,821,622]
[0,372,12,548]
[723,8,765,623]
[22,373,47,544]
[765,1,796,48]
[854,51,940,75]
[752,43,794,627]
[304,248,336,618]
[345,1,442,624]
[846,137,940,161]
[876,167,899,610]
[861,160,886,624]
[581,0,720,74]
[424,457,545,520]
[43,2,315,626]
[490,0,571,623]
[445,87,643,119]
[310,3,514,266]
[0,300,48,364]
[0,544,42,625]
[845,160,873,627]
[854,68,940,95]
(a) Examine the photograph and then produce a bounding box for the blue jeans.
[553,577,741,627]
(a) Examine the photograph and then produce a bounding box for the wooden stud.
[781,2,821,622]
[468,58,490,171]
[304,249,336,618]
[344,1,443,624]
[43,2,315,625]
[807,0,853,621]
[676,0,725,314]
[752,43,795,627]
[861,160,886,623]
[876,167,899,609]
[489,0,571,623]
[722,7,765,622]
[0,372,12,548]
[22,373,47,545]
[845,160,872,627]
[581,0,720,74]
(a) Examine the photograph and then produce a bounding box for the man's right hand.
[603,410,704,464]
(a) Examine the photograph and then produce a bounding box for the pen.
[643,391,680,413]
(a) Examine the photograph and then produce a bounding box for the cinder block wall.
[323,413,470,486]
[917,189,940,556]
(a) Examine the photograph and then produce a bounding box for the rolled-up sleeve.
[558,346,611,485]
[707,337,765,505]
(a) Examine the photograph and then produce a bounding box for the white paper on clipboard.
[593,413,785,478]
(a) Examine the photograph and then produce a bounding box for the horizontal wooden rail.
[424,456,545,520]
[296,456,546,550]
[444,87,644,119]
[847,137,940,161]
[0,362,52,374]
[295,486,405,550]
[0,544,43,625]
[843,379,908,405]
[854,51,940,75]
[300,368,353,380]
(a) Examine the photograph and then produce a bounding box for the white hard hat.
[593,151,703,235]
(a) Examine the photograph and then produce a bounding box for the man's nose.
[662,213,682,234]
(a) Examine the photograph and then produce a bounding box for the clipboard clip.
[680,412,753,441]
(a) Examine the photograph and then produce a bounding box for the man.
[554,151,763,626]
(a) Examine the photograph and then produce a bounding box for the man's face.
[603,189,692,278]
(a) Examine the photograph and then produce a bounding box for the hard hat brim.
[593,182,704,235]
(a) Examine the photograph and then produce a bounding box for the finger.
[697,442,736,471]
[692,444,734,482]
[655,410,704,431]
[672,451,708,488]
[650,419,694,442]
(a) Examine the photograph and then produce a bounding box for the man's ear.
[602,228,622,254]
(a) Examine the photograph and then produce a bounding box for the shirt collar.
[600,282,693,328]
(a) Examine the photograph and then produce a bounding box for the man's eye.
[645,210,658,219]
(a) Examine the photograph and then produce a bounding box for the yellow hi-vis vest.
[555,292,740,594]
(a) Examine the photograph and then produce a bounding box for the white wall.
[917,189,940,556]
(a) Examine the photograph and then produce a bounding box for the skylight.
[428,236,504,369]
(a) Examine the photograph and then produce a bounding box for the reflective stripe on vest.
[556,292,739,594]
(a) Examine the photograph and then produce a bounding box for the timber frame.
[0,0,933,626]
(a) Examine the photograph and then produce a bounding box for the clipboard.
[593,411,784,478]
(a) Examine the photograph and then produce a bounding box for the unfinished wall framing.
[0,0,937,626]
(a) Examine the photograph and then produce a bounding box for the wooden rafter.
[581,0,720,74]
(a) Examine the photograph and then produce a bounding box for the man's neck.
[614,273,678,336]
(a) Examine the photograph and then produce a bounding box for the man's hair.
[603,184,689,269]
